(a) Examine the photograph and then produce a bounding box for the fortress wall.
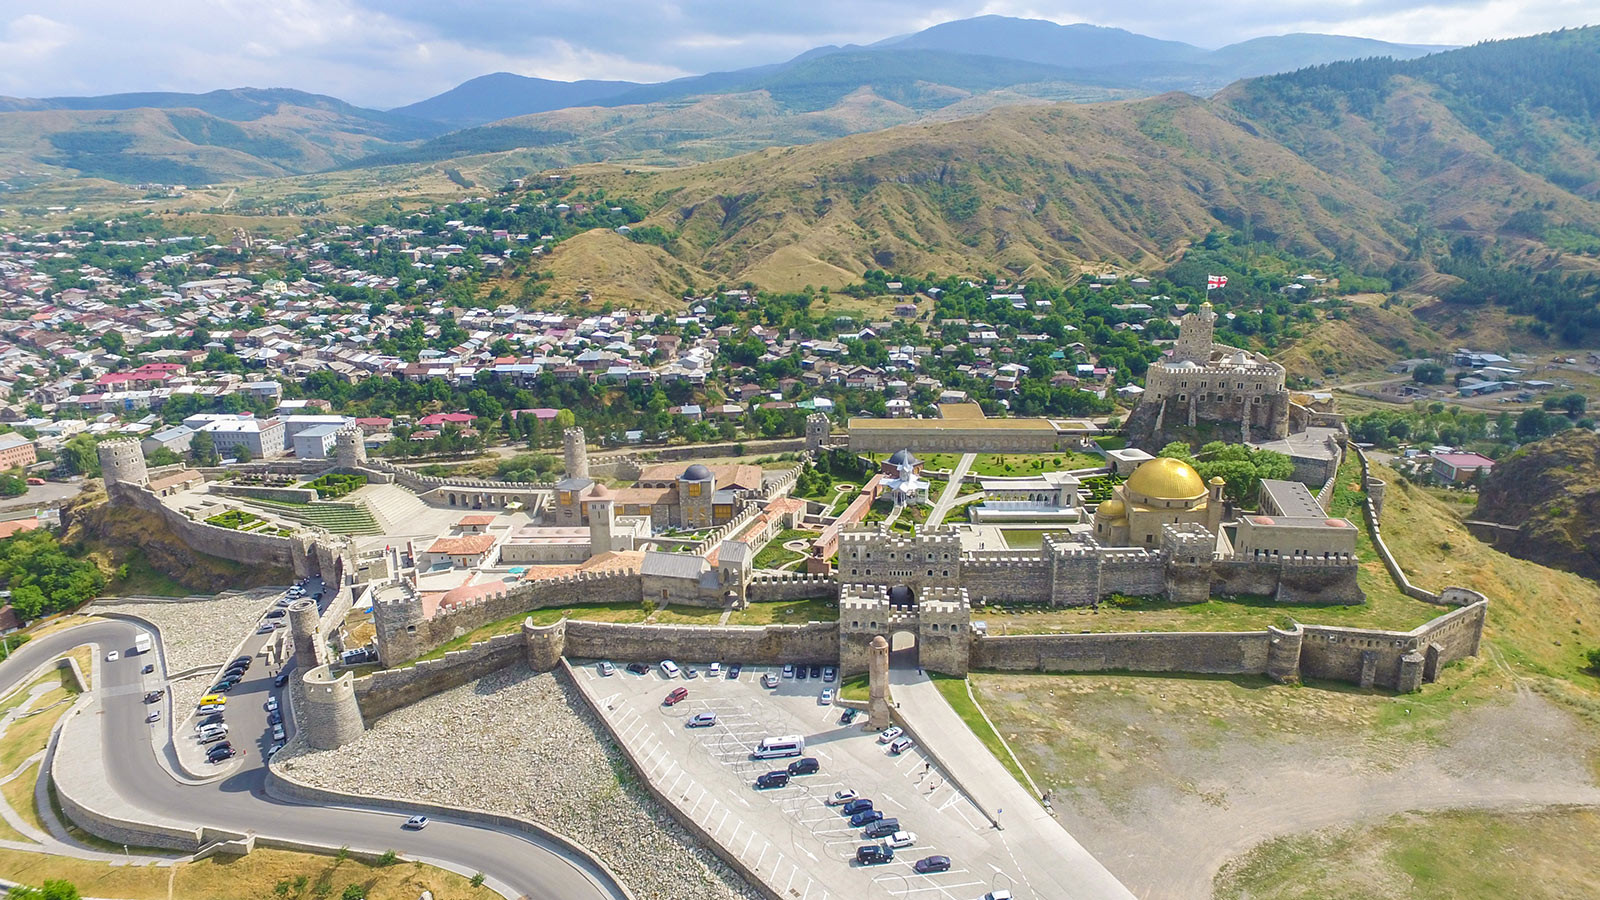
[353,631,527,720]
[1097,552,1167,597]
[378,571,642,663]
[562,619,839,666]
[1211,558,1364,605]
[1352,446,1444,604]
[210,483,321,504]
[958,561,1052,604]
[971,630,1271,675]
[126,487,302,572]
[747,573,837,602]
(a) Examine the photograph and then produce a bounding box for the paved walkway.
[888,667,1135,899]
[926,453,977,526]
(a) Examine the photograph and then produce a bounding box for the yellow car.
[199,695,226,706]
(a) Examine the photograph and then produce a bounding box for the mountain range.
[0,16,1450,183]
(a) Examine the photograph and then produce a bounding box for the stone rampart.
[374,570,642,664]
[562,619,839,666]
[971,630,1271,674]
[354,632,527,720]
[959,560,1053,604]
[124,486,305,574]
[1352,446,1444,604]
[747,573,837,602]
[211,483,321,504]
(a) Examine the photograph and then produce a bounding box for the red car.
[664,686,688,706]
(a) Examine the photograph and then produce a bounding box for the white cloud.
[0,1,1592,106]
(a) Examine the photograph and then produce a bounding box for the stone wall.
[971,630,1271,674]
[1211,557,1363,605]
[124,485,306,574]
[354,632,528,720]
[747,573,837,602]
[562,619,839,666]
[373,570,642,664]
[959,557,1053,604]
[211,483,321,504]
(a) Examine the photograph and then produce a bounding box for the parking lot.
[574,661,1029,900]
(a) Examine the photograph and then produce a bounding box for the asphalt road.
[2,619,626,900]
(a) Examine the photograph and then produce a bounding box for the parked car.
[264,609,286,619]
[231,656,252,667]
[855,845,894,865]
[683,665,699,679]
[200,731,228,745]
[826,790,857,806]
[25,477,43,486]
[839,708,858,725]
[914,855,952,874]
[663,686,689,706]
[273,672,289,688]
[795,666,807,681]
[687,712,718,728]
[626,662,650,675]
[659,660,681,678]
[886,831,917,849]
[787,757,819,776]
[268,711,283,725]
[255,624,276,635]
[272,724,286,741]
[877,727,904,744]
[207,748,236,763]
[809,665,822,679]
[196,714,224,729]
[598,661,616,677]
[888,736,914,755]
[984,893,1014,900]
[141,664,155,675]
[823,666,837,682]
[198,703,224,713]
[143,690,164,703]
[106,651,119,662]
[145,710,161,723]
[841,798,874,816]
[266,697,279,712]
[781,664,795,679]
[727,664,742,679]
[402,815,429,830]
[818,688,833,705]
[761,672,779,689]
[863,819,901,839]
[755,771,790,790]
[849,809,884,827]
[707,662,721,678]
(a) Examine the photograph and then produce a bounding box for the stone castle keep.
[94,423,1486,754]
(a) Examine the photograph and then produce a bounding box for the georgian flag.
[1206,274,1228,290]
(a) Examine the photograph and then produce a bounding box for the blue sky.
[0,0,1593,107]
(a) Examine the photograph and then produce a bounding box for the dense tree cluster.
[1157,441,1294,505]
[0,530,106,620]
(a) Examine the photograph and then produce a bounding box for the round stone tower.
[299,664,365,749]
[288,598,324,670]
[1266,623,1304,684]
[96,439,149,504]
[334,426,367,469]
[563,427,589,481]
[1365,477,1387,520]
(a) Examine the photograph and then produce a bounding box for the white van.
[751,734,806,760]
[659,660,681,679]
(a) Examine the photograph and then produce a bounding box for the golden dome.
[1096,499,1125,518]
[1127,457,1206,501]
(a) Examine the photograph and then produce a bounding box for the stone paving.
[286,665,763,900]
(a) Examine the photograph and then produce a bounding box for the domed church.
[1092,456,1225,548]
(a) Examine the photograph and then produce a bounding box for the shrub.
[1586,647,1600,673]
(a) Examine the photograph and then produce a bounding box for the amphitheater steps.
[360,484,436,535]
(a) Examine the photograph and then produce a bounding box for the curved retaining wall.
[265,755,636,900]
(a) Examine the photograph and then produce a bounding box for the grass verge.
[931,675,1032,790]
[3,761,44,836]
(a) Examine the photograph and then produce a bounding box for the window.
[688,483,701,497]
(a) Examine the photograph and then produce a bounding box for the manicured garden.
[204,509,265,531]
[304,472,367,499]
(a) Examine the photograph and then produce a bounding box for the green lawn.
[410,602,650,664]
[1094,435,1128,450]
[839,674,870,702]
[753,529,813,569]
[730,597,837,625]
[974,588,1445,636]
[920,452,1104,477]
[1000,529,1049,549]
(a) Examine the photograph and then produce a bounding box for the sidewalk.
[888,667,1135,900]
[926,453,977,526]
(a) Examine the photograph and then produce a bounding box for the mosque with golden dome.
[1092,455,1225,548]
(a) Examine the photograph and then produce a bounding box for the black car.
[198,713,224,728]
[273,672,290,687]
[265,609,286,619]
[841,798,874,816]
[207,748,237,763]
[727,664,742,679]
[626,662,650,675]
[268,711,283,725]
[787,757,820,776]
[849,809,884,827]
[210,682,235,694]
[795,667,807,681]
[223,667,247,680]
[142,690,164,703]
[839,708,858,725]
[855,845,894,865]
[914,855,951,874]
[231,656,251,666]
[809,665,822,679]
[755,771,790,789]
[141,664,155,675]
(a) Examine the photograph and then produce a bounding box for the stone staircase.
[359,483,436,536]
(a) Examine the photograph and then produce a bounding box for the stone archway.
[889,629,919,669]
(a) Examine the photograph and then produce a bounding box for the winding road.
[2,619,627,900]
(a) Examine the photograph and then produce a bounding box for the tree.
[190,431,218,466]
[7,881,81,900]
[1412,361,1445,384]
[0,474,25,498]
[145,447,182,467]
[54,434,100,478]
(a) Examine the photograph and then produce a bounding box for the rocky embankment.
[283,665,762,900]
[1471,430,1600,580]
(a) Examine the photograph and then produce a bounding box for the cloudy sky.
[1,1,1594,108]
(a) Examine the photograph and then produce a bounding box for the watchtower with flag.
[1207,274,1228,291]
[1174,299,1218,363]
